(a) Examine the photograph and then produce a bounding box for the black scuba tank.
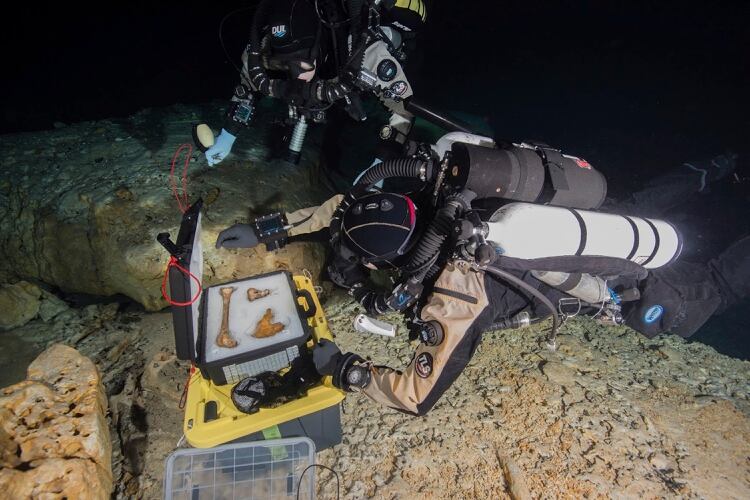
[446,142,607,209]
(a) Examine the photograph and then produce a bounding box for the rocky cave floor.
[2,284,749,499]
[1,103,749,498]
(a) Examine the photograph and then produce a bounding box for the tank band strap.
[623,216,640,261]
[568,208,587,255]
[557,272,583,292]
[641,218,661,267]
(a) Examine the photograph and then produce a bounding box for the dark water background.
[2,1,748,357]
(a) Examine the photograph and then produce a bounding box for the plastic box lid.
[164,438,316,500]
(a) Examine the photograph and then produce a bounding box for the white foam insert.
[203,273,306,363]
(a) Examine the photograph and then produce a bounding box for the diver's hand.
[312,339,343,376]
[205,129,237,166]
[215,224,259,249]
[313,339,370,391]
[313,80,353,105]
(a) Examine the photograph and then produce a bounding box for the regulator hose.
[404,201,460,278]
[479,264,560,349]
[247,0,275,96]
[356,158,428,189]
[347,0,365,47]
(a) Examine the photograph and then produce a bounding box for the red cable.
[169,143,193,214]
[179,365,196,410]
[161,256,203,306]
[163,143,202,306]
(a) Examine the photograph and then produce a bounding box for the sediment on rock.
[0,103,331,311]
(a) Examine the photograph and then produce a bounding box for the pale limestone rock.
[0,344,111,498]
[0,458,110,500]
[37,290,70,322]
[0,281,42,330]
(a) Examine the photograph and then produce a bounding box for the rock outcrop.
[0,281,42,330]
[1,286,748,498]
[0,281,71,331]
[316,299,750,499]
[0,344,112,499]
[0,103,332,311]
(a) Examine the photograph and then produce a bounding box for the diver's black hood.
[265,0,320,60]
[340,192,418,266]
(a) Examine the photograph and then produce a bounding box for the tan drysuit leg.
[362,261,490,415]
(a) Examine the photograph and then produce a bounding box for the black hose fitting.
[355,158,430,191]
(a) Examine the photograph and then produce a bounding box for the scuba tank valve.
[287,115,308,164]
[531,271,611,304]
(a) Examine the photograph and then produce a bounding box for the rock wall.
[0,103,332,310]
[0,344,112,499]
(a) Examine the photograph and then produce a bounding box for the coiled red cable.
[170,143,192,214]
[161,144,202,306]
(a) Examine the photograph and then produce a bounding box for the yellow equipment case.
[159,200,344,450]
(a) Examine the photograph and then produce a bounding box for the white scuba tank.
[487,202,682,269]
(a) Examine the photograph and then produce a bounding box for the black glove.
[215,224,259,249]
[312,339,370,391]
[351,284,389,316]
[313,80,352,105]
[312,338,342,376]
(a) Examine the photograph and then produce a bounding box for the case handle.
[296,289,318,319]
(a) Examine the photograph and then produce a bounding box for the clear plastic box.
[164,438,316,500]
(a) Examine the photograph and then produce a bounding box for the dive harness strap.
[529,144,569,205]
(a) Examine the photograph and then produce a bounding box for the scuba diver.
[215,135,749,415]
[198,0,427,167]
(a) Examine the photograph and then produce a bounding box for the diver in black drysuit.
[215,152,749,415]
[605,152,749,338]
[202,0,427,168]
[461,151,749,340]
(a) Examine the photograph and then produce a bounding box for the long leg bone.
[217,287,238,348]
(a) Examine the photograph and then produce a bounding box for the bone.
[217,287,238,348]
[252,308,285,339]
[246,287,271,302]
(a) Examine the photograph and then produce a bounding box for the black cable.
[315,0,354,28]
[296,463,341,500]
[481,264,560,347]
[219,6,257,75]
